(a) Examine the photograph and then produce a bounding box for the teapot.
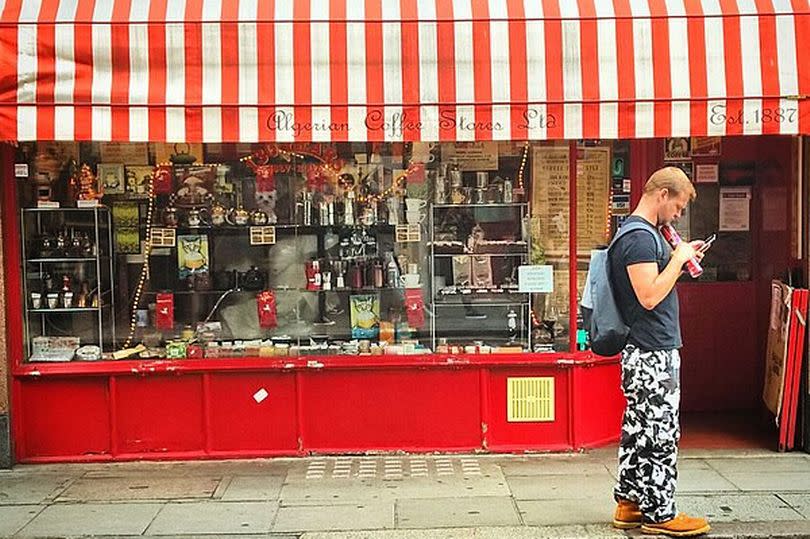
[210,202,228,226]
[162,204,180,227]
[240,266,267,291]
[250,209,269,226]
[185,207,209,228]
[38,234,55,258]
[226,205,250,226]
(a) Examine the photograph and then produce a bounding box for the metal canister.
[503,179,514,203]
[449,166,463,188]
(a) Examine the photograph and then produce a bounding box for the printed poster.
[576,146,612,254]
[532,146,570,257]
[719,187,751,231]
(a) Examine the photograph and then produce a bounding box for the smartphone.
[699,233,717,253]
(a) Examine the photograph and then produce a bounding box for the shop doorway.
[673,136,798,450]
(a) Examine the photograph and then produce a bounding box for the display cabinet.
[21,207,116,361]
[429,202,532,351]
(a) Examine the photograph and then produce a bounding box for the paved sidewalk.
[0,447,809,538]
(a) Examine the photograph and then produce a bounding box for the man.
[609,167,710,537]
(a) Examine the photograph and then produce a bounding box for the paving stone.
[676,494,804,522]
[273,501,394,532]
[300,525,614,539]
[498,457,611,477]
[16,502,162,536]
[517,497,615,526]
[280,474,509,504]
[506,473,615,500]
[396,496,520,528]
[82,459,291,478]
[221,475,285,501]
[0,505,43,535]
[720,471,810,492]
[677,468,740,493]
[0,475,72,504]
[145,501,278,535]
[57,475,221,501]
[706,456,810,474]
[778,493,810,519]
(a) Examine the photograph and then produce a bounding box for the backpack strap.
[608,220,664,260]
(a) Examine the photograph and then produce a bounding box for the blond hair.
[644,166,696,201]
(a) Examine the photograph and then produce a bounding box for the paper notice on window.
[719,187,751,232]
[440,142,499,170]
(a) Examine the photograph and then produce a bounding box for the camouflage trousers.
[613,345,681,524]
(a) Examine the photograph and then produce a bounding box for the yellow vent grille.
[507,377,555,422]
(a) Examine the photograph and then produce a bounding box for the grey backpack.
[580,221,663,356]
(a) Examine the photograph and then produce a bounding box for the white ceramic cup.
[405,199,427,212]
[406,211,424,224]
[401,273,421,288]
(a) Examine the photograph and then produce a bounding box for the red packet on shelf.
[257,291,278,328]
[155,292,174,330]
[404,288,425,329]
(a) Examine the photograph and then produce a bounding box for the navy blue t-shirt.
[608,216,682,351]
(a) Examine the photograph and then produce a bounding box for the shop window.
[15,141,576,362]
[574,141,629,352]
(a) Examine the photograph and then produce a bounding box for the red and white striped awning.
[0,0,808,143]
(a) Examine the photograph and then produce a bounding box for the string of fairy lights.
[122,166,157,350]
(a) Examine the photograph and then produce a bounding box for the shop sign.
[14,163,28,177]
[263,107,557,140]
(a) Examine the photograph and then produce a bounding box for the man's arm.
[626,241,700,310]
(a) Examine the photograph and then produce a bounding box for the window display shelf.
[22,206,108,213]
[26,257,101,263]
[432,203,529,209]
[432,252,528,258]
[432,300,530,307]
[143,287,412,296]
[29,307,100,313]
[145,224,396,233]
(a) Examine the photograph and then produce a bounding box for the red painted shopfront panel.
[300,369,481,450]
[486,368,571,450]
[572,362,623,448]
[115,375,204,454]
[207,373,298,452]
[19,378,110,459]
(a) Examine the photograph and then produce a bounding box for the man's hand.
[672,241,698,264]
[689,240,706,262]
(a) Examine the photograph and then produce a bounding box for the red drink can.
[661,225,703,278]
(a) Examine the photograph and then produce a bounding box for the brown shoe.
[641,513,711,537]
[612,498,642,529]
